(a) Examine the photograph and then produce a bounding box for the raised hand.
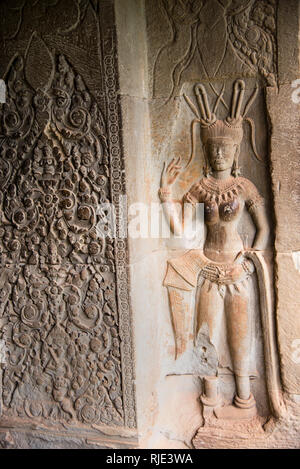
[160,157,182,189]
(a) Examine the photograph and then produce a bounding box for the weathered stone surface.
[0,0,300,450]
[277,0,300,84]
[267,85,300,252]
[266,84,300,397]
[0,0,136,445]
[274,253,300,394]
[120,0,300,449]
[147,0,278,101]
[0,427,138,449]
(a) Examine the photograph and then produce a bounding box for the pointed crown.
[196,80,245,145]
[184,79,262,168]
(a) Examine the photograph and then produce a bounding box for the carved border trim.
[100,0,136,429]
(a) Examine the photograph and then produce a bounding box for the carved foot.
[214,393,257,420]
[200,396,222,421]
[200,393,221,408]
[200,376,221,409]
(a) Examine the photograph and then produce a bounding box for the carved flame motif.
[0,53,124,427]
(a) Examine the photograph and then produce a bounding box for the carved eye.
[44,194,52,204]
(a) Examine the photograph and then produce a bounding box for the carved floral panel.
[0,0,136,432]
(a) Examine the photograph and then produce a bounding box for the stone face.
[0,0,136,445]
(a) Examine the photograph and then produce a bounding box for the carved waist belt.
[164,250,254,290]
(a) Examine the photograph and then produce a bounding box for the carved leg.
[236,375,251,400]
[196,279,224,346]
[196,281,224,411]
[214,284,257,420]
[225,286,252,396]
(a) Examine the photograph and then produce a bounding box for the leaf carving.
[196,0,227,78]
[25,32,54,92]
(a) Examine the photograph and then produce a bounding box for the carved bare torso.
[183,175,263,262]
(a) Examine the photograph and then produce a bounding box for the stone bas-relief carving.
[152,0,277,99]
[0,53,123,428]
[1,264,123,426]
[0,54,110,267]
[159,80,285,433]
[0,0,136,437]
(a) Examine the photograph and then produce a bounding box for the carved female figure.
[159,80,282,419]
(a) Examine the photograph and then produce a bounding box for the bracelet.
[158,187,172,201]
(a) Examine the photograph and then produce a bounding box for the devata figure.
[159,80,284,420]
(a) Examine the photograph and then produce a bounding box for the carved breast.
[219,197,240,221]
[204,196,240,224]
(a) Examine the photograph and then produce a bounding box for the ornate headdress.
[184,79,262,175]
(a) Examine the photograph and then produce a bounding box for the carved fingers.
[220,264,245,283]
[161,157,182,188]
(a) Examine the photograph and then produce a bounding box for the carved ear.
[202,144,211,177]
[232,145,241,177]
[234,144,240,156]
